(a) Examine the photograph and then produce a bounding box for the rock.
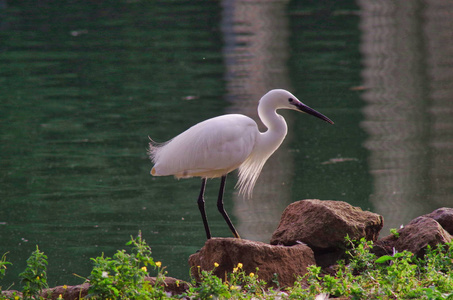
[270,200,383,267]
[374,217,452,257]
[188,238,315,288]
[0,277,189,300]
[311,248,347,268]
[40,283,90,300]
[270,200,383,249]
[1,284,91,300]
[146,276,190,295]
[1,290,23,299]
[420,207,453,235]
[371,234,397,257]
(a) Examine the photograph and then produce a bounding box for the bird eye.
[288,98,294,103]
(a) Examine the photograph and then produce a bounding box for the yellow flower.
[176,280,180,287]
[237,263,243,269]
[15,297,20,300]
[58,295,63,299]
[249,272,255,277]
[233,267,238,273]
[155,261,162,268]
[141,266,147,272]
[36,276,40,280]
[214,262,219,268]
[63,285,68,289]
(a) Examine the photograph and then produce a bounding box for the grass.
[1,233,453,299]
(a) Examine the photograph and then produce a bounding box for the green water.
[2,0,451,289]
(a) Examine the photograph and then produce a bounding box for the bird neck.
[257,100,288,152]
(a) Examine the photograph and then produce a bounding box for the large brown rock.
[374,216,452,257]
[188,238,315,288]
[270,199,383,249]
[420,207,453,235]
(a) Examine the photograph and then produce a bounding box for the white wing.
[150,114,258,178]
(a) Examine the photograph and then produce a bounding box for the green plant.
[19,246,49,300]
[390,227,400,238]
[416,242,453,298]
[184,265,231,299]
[291,239,453,300]
[1,252,11,280]
[375,250,417,296]
[1,252,12,291]
[345,236,376,274]
[183,262,271,300]
[305,265,323,295]
[3,235,453,299]
[86,232,168,299]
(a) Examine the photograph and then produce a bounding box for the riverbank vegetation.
[1,234,452,299]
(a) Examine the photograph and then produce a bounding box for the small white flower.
[101,271,108,278]
[315,293,330,300]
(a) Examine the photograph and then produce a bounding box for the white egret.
[149,89,333,239]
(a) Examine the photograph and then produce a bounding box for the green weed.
[1,252,12,290]
[86,231,167,299]
[18,246,49,300]
[1,235,453,299]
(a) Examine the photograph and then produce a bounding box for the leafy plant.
[390,227,400,238]
[2,235,453,299]
[19,246,49,300]
[345,236,376,274]
[184,265,231,299]
[1,252,11,279]
[86,231,167,299]
[183,262,271,300]
[293,238,453,300]
[1,252,12,290]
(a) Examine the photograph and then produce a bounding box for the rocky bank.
[3,200,452,299]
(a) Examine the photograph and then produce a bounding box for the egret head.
[261,89,334,124]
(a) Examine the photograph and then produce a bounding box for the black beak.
[296,102,334,124]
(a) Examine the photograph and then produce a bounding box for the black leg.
[217,175,241,239]
[197,178,211,239]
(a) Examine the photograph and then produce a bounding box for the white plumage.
[150,114,257,181]
[148,89,333,239]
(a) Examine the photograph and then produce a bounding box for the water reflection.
[359,1,453,233]
[222,0,292,242]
